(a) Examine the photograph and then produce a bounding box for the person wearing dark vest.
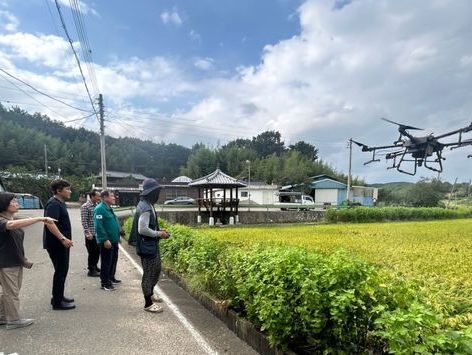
[130,178,170,313]
[43,179,75,310]
[94,190,122,291]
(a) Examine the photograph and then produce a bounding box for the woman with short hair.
[0,192,55,330]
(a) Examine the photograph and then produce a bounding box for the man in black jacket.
[43,179,75,310]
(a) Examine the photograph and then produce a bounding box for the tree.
[280,151,311,185]
[289,141,318,161]
[218,145,257,178]
[407,179,443,207]
[180,146,218,178]
[251,131,285,157]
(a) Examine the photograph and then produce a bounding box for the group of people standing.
[0,177,169,330]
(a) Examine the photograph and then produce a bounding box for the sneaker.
[87,270,100,277]
[0,318,6,326]
[151,294,163,303]
[6,318,34,330]
[144,303,163,313]
[101,284,116,291]
[111,278,122,284]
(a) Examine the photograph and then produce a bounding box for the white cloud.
[0,32,76,71]
[55,0,99,16]
[175,0,472,182]
[189,29,201,41]
[460,55,472,66]
[0,10,18,32]
[161,9,183,26]
[194,58,214,71]
[2,0,472,182]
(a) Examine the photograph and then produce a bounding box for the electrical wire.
[0,72,72,121]
[43,0,62,38]
[54,0,99,122]
[108,113,253,137]
[0,84,90,106]
[0,68,93,113]
[69,0,100,96]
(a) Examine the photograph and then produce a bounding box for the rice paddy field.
[201,219,472,326]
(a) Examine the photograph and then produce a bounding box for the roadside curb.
[162,267,295,355]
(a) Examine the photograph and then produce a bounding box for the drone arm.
[435,123,472,140]
[445,139,472,150]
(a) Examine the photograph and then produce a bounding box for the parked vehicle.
[164,196,196,205]
[274,191,316,210]
[15,193,43,209]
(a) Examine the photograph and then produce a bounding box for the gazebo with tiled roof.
[189,168,247,225]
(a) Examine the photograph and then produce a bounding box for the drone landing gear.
[363,150,381,165]
[423,150,444,173]
[396,150,417,176]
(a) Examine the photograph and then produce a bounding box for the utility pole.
[99,94,107,189]
[346,138,352,203]
[246,160,251,212]
[44,144,48,177]
[447,177,458,208]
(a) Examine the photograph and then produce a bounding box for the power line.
[0,68,93,113]
[0,98,97,128]
[0,72,69,119]
[63,113,96,123]
[0,98,89,111]
[107,117,244,142]
[54,0,99,122]
[69,0,100,95]
[0,85,90,106]
[43,0,62,37]
[107,113,252,137]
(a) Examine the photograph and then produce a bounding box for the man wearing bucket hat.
[130,178,170,312]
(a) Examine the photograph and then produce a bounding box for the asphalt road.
[0,209,258,355]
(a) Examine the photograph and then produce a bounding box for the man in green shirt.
[94,190,122,291]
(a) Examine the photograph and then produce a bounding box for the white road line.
[119,244,218,355]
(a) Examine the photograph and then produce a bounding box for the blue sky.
[0,0,471,183]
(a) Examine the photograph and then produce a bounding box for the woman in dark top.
[0,192,55,330]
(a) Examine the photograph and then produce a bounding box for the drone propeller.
[380,117,423,131]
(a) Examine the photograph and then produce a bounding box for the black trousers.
[141,253,161,297]
[99,243,118,287]
[85,237,100,271]
[47,247,70,305]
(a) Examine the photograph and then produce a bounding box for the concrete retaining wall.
[150,210,325,225]
[237,210,325,225]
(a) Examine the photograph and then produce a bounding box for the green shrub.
[327,207,472,223]
[123,216,472,353]
[375,302,472,354]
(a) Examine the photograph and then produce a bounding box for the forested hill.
[0,105,358,185]
[0,105,190,179]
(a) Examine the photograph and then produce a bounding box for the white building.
[213,181,279,205]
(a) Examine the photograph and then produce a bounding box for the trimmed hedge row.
[326,207,472,223]
[124,219,472,353]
